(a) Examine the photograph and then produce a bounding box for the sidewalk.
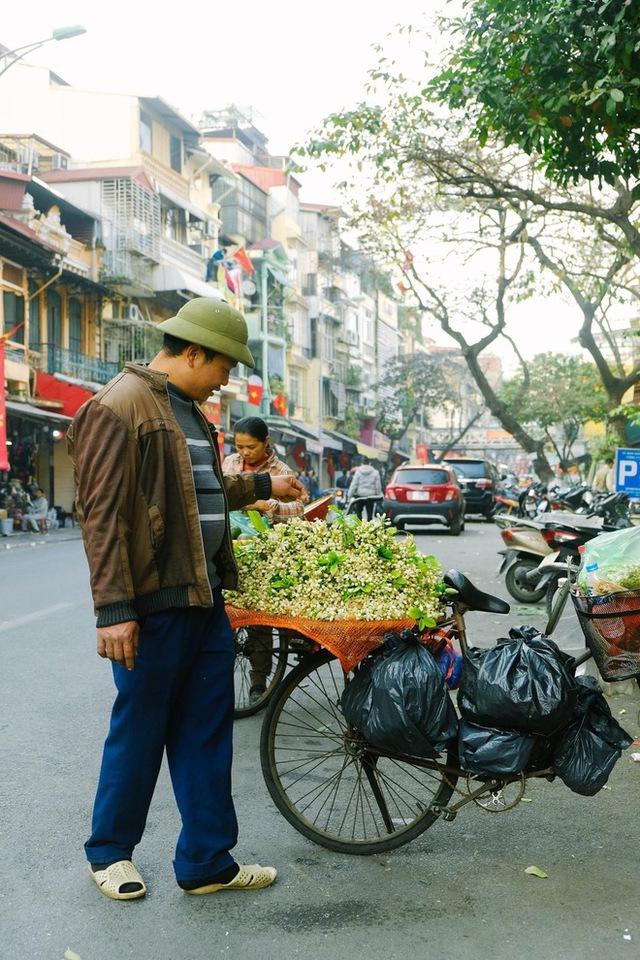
[1,525,83,549]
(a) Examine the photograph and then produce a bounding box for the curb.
[2,532,82,550]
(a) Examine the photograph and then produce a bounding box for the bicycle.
[258,569,639,854]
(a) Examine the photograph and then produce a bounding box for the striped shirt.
[167,382,225,590]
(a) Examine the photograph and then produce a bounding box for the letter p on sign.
[619,460,638,483]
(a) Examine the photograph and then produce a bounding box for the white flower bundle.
[225,514,445,624]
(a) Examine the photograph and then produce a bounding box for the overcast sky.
[1,0,426,202]
[0,0,586,366]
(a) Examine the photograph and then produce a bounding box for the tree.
[374,353,458,470]
[500,353,609,467]
[301,28,640,456]
[432,0,640,186]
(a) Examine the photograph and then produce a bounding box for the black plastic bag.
[459,626,577,735]
[553,676,633,796]
[341,630,458,758]
[458,719,536,777]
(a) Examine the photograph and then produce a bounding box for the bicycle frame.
[343,596,595,825]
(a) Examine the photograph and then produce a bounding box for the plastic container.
[0,518,14,537]
[583,562,599,596]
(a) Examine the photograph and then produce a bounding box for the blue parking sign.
[614,447,640,497]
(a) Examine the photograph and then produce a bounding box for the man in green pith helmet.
[68,297,305,902]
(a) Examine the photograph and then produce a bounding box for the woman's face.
[235,432,269,465]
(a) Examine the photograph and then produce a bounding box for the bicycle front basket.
[571,589,640,682]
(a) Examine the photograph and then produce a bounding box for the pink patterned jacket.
[222,448,305,524]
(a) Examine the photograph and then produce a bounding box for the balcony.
[35,345,120,385]
[161,237,207,276]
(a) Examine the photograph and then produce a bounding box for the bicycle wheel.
[260,651,458,854]
[234,627,289,718]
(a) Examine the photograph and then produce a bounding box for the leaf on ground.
[520,797,533,803]
[64,951,82,960]
[524,865,548,878]
[513,605,543,615]
[618,709,627,715]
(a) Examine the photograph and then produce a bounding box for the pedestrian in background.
[593,457,615,493]
[68,298,305,902]
[347,457,383,519]
[23,487,48,533]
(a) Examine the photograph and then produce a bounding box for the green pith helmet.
[158,297,255,368]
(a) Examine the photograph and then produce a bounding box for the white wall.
[0,63,136,164]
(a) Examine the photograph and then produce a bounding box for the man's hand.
[97,620,140,671]
[271,475,309,502]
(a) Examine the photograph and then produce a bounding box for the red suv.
[383,464,465,535]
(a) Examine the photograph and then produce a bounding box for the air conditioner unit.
[50,153,68,171]
[124,303,142,322]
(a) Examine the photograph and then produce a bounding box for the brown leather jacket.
[67,363,271,627]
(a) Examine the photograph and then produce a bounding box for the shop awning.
[321,433,342,451]
[325,429,358,452]
[152,265,224,300]
[6,399,71,424]
[356,441,386,462]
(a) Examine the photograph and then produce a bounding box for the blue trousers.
[85,590,238,883]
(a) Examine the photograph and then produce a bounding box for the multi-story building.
[0,149,112,510]
[0,66,249,448]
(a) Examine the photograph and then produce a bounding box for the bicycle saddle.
[443,570,510,614]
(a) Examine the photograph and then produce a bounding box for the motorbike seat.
[444,569,510,614]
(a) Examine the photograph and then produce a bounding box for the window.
[139,111,153,153]
[2,291,24,344]
[289,369,300,405]
[170,135,182,174]
[68,298,82,356]
[443,460,488,478]
[394,469,449,485]
[28,281,40,348]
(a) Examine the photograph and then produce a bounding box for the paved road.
[1,523,638,960]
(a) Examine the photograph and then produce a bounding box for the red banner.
[0,340,9,471]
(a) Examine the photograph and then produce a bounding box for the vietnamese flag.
[272,393,287,416]
[233,247,254,275]
[247,374,263,406]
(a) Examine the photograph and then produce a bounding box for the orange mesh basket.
[226,604,442,672]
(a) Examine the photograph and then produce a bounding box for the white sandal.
[184,863,277,895]
[89,860,147,900]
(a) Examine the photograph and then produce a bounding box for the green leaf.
[408,606,422,620]
[377,545,395,560]
[609,88,624,102]
[524,866,548,878]
[247,510,268,534]
[419,615,437,629]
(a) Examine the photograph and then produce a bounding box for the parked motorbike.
[518,493,633,611]
[497,518,554,603]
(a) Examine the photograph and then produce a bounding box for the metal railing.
[34,345,120,385]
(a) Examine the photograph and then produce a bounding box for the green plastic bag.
[229,510,270,539]
[581,526,640,593]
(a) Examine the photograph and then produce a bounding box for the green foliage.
[432,0,640,185]
[500,354,608,456]
[375,353,457,444]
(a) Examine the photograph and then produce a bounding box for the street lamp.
[0,25,87,77]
